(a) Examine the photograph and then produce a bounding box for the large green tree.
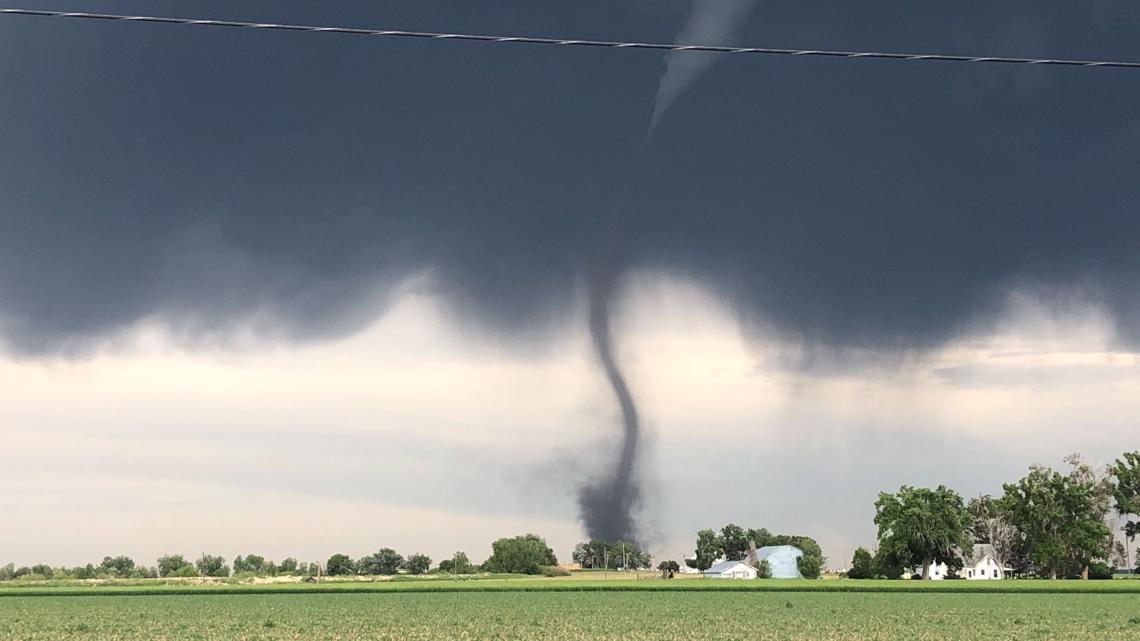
[693,529,723,571]
[746,528,773,547]
[99,556,136,578]
[324,554,355,576]
[277,558,299,575]
[966,494,1019,570]
[194,554,229,577]
[657,560,680,578]
[572,540,606,569]
[357,548,404,576]
[404,553,431,575]
[156,555,193,578]
[437,551,474,574]
[611,540,651,569]
[998,460,1112,579]
[572,540,650,570]
[847,547,875,579]
[69,564,98,580]
[483,534,557,575]
[29,564,53,578]
[1112,451,1140,567]
[874,485,970,580]
[454,551,474,574]
[720,524,749,561]
[233,554,267,575]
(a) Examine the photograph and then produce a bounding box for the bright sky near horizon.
[4,273,1137,567]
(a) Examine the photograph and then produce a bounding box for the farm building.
[703,560,757,579]
[752,545,804,579]
[962,544,1006,580]
[921,562,949,580]
[917,544,1007,580]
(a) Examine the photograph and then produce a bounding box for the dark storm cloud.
[2,0,1140,354]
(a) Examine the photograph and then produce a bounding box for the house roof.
[971,540,998,561]
[705,560,754,574]
[931,544,1000,568]
[968,544,997,565]
[755,545,803,561]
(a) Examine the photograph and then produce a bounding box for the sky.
[2,0,1140,569]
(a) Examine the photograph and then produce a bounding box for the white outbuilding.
[703,560,758,579]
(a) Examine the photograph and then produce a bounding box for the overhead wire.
[2,7,1139,71]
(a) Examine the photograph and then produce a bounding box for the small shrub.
[757,560,772,579]
[15,573,48,582]
[168,565,199,578]
[1087,561,1113,580]
[539,566,570,577]
[796,554,823,579]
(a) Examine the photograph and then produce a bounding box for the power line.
[3,7,1140,71]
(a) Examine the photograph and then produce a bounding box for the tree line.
[570,540,651,570]
[0,554,323,582]
[0,533,563,582]
[849,451,1140,580]
[688,524,825,578]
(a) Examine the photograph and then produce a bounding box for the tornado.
[647,0,759,138]
[577,241,641,543]
[576,1,761,543]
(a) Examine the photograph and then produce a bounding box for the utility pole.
[604,549,608,581]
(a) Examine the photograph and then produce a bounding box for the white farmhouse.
[918,544,1007,580]
[703,560,758,579]
[962,544,1005,580]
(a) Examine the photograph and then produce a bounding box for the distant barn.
[750,545,804,579]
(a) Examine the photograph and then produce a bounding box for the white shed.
[703,560,758,579]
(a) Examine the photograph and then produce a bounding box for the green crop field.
[4,575,1140,597]
[3,590,1140,641]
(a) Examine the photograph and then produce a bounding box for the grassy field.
[3,574,1140,596]
[3,590,1140,640]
